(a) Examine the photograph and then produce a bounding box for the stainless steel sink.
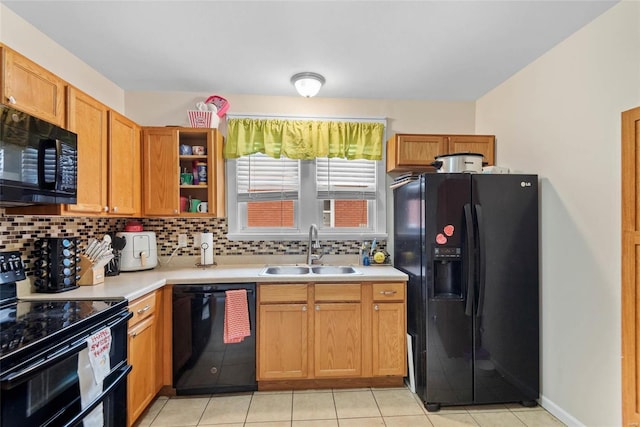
[259,265,361,276]
[262,266,310,275]
[311,266,360,275]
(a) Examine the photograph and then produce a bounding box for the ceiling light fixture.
[291,72,325,98]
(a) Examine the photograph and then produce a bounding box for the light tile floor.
[135,387,566,427]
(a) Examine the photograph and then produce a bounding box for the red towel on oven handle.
[224,289,250,344]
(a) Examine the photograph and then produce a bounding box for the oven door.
[0,309,130,427]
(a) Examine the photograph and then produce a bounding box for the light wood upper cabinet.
[387,133,495,173]
[142,127,225,217]
[448,135,495,165]
[142,128,180,216]
[1,46,65,126]
[387,134,447,172]
[66,86,109,215]
[108,111,140,216]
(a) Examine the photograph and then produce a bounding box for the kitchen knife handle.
[463,203,475,317]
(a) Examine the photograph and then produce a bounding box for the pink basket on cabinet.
[205,95,229,117]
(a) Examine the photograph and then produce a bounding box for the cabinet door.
[395,134,447,170]
[314,303,362,378]
[127,316,156,426]
[372,302,406,376]
[142,128,179,215]
[258,303,308,379]
[108,111,140,216]
[2,47,65,126]
[66,87,108,215]
[448,135,495,166]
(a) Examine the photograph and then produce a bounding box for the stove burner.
[0,299,125,360]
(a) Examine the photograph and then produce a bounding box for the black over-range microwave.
[0,104,78,206]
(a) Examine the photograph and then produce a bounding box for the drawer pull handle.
[374,304,379,311]
[137,305,151,315]
[380,290,397,296]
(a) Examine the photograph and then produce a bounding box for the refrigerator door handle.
[464,203,475,317]
[474,204,486,317]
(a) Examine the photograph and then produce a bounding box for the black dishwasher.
[172,283,257,395]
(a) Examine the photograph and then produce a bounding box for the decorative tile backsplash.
[0,211,386,274]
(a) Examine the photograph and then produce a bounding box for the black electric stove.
[0,250,132,427]
[0,251,127,369]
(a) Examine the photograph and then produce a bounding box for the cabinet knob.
[374,304,379,311]
[174,209,179,214]
[104,206,109,212]
[112,206,118,212]
[302,305,307,312]
[7,96,16,104]
[315,305,320,311]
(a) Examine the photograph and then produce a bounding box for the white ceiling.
[3,0,619,101]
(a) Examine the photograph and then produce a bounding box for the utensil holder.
[77,254,105,286]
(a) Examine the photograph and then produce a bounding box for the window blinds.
[316,157,377,200]
[236,153,299,202]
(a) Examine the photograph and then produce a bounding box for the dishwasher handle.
[175,288,255,297]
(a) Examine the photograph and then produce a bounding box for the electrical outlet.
[178,234,188,248]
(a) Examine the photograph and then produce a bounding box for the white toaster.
[115,231,158,271]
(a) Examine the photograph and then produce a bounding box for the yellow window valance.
[223,118,384,160]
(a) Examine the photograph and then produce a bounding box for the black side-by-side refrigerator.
[394,173,539,411]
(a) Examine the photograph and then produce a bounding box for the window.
[227,154,386,241]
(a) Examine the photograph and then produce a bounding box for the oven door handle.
[0,339,88,390]
[61,362,132,427]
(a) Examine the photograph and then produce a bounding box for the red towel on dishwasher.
[224,289,250,344]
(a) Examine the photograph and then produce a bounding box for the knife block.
[77,254,105,286]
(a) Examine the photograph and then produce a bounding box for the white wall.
[125,91,476,136]
[126,91,477,252]
[0,4,125,112]
[475,1,640,425]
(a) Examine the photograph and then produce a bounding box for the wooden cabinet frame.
[622,106,640,426]
[257,281,407,390]
[386,133,495,173]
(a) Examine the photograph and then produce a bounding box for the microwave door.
[37,138,58,190]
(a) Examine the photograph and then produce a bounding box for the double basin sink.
[260,265,361,276]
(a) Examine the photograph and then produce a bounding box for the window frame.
[225,115,387,241]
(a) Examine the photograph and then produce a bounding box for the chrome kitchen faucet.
[307,224,322,265]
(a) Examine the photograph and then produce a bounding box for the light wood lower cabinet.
[257,281,406,386]
[372,283,407,376]
[314,302,362,378]
[127,291,158,427]
[258,303,309,379]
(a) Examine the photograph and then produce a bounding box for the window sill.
[226,231,388,242]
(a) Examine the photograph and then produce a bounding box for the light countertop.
[18,255,408,302]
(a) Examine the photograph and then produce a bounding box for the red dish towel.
[224,289,250,344]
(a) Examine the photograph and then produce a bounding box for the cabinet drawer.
[128,292,156,326]
[315,284,361,302]
[372,283,406,302]
[260,284,308,303]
